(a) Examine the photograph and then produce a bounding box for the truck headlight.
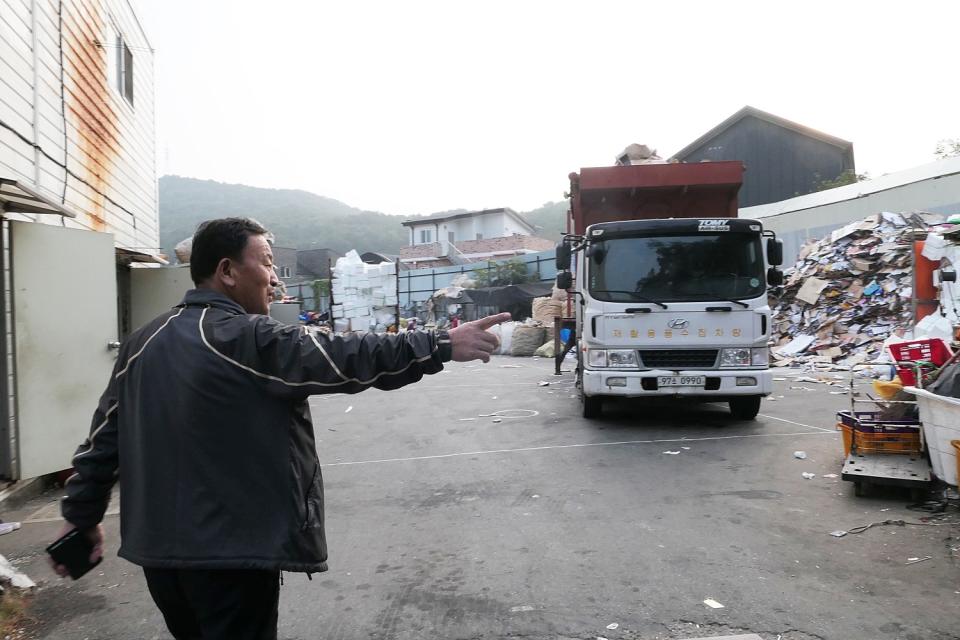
[588,349,607,367]
[719,348,751,367]
[607,350,637,368]
[751,347,769,366]
[587,349,637,368]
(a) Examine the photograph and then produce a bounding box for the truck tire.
[729,396,761,420]
[581,391,602,418]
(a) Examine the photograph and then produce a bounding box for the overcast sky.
[136,0,959,216]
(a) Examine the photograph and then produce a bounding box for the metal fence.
[399,250,557,306]
[282,281,328,313]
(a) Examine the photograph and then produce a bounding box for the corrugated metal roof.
[0,178,77,217]
[741,155,960,219]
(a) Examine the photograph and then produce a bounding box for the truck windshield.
[588,233,765,303]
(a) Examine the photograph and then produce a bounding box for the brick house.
[399,208,553,269]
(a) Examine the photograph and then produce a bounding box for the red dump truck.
[554,160,785,419]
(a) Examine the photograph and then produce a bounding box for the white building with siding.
[402,208,536,256]
[0,0,159,481]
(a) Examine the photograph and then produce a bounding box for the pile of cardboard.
[331,250,398,332]
[771,212,938,368]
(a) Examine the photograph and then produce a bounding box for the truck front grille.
[639,349,718,370]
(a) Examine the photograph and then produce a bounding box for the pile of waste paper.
[771,212,942,369]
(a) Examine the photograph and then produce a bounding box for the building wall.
[272,245,297,282]
[0,0,158,252]
[679,116,853,208]
[407,212,531,251]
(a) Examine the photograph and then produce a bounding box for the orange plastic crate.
[837,422,921,456]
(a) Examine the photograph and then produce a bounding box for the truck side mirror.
[556,271,573,290]
[555,243,571,271]
[767,267,784,287]
[767,238,783,267]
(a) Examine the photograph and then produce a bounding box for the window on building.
[419,229,433,244]
[109,31,134,106]
[476,233,483,240]
[281,266,291,278]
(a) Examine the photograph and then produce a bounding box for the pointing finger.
[474,313,512,330]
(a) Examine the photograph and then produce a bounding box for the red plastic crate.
[888,339,952,386]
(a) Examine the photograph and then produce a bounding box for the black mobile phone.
[46,528,102,580]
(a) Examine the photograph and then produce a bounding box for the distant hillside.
[158,176,567,259]
[522,201,567,241]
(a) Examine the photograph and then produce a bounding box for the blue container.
[560,328,571,344]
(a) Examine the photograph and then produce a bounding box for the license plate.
[658,376,705,387]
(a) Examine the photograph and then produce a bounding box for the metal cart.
[840,363,932,498]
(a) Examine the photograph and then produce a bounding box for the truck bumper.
[582,369,772,398]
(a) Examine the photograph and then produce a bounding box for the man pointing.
[52,218,509,640]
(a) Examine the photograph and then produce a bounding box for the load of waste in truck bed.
[771,212,943,368]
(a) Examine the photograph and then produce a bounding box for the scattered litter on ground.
[703,598,724,609]
[0,554,34,589]
[773,377,787,381]
[531,495,539,499]
[0,522,20,535]
[509,605,535,612]
[840,518,960,536]
[345,406,353,413]
[538,381,550,387]
[830,530,848,538]
[905,556,932,565]
[823,473,838,478]
[606,623,619,630]
[681,446,691,450]
[499,365,522,369]
[663,451,681,455]
[794,451,808,459]
[492,418,502,423]
[459,418,475,421]
[802,472,816,480]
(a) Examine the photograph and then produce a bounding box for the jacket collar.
[178,289,249,315]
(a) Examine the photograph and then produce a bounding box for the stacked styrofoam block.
[330,250,398,332]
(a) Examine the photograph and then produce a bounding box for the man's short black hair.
[189,218,270,285]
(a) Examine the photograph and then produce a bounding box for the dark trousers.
[143,567,280,640]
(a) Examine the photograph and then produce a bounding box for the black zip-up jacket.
[62,289,451,572]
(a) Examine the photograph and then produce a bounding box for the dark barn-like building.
[672,106,855,208]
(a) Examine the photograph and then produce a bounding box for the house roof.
[671,106,853,161]
[401,207,536,234]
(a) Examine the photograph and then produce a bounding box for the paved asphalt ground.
[2,355,958,640]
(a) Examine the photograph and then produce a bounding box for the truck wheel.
[581,392,602,418]
[729,396,761,420]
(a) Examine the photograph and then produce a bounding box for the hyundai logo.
[667,318,689,330]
